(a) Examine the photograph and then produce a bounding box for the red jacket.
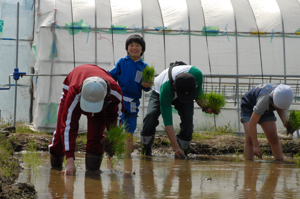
[55,64,124,159]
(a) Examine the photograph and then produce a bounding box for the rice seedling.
[103,125,128,158]
[286,109,300,135]
[294,152,300,166]
[199,92,226,115]
[23,139,40,180]
[142,64,156,87]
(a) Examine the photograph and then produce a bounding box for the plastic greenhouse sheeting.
[1,0,300,133]
[0,0,34,124]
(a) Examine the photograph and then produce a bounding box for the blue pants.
[141,91,194,141]
[122,100,140,133]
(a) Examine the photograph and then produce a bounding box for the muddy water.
[16,152,300,199]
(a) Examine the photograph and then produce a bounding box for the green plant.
[193,133,212,140]
[16,124,34,134]
[76,133,87,145]
[199,92,226,115]
[192,122,235,141]
[286,109,300,135]
[24,139,40,165]
[142,64,156,86]
[294,152,300,166]
[234,148,239,155]
[0,134,19,179]
[257,133,266,138]
[103,125,128,158]
[0,118,13,129]
[23,139,40,179]
[208,122,235,135]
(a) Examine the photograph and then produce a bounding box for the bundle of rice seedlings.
[286,109,300,135]
[142,64,156,87]
[103,125,128,158]
[199,92,226,115]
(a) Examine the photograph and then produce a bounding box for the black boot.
[141,135,154,156]
[50,155,64,169]
[85,153,103,171]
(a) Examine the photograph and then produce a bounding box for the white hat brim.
[80,97,104,113]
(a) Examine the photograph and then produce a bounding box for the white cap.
[273,84,294,110]
[80,76,107,113]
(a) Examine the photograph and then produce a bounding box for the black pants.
[141,90,194,141]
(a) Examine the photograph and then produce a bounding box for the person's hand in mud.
[174,148,186,159]
[61,157,76,176]
[253,145,262,159]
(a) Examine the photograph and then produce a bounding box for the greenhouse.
[1,0,300,134]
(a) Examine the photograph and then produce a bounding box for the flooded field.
[16,152,300,199]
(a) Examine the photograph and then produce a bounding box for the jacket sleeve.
[109,59,121,81]
[105,84,124,130]
[60,86,82,160]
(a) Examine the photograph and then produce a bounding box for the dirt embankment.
[8,132,300,157]
[1,131,300,198]
[133,134,300,158]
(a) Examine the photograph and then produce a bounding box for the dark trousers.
[141,90,194,141]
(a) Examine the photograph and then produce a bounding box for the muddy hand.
[61,168,74,176]
[254,153,262,159]
[61,158,75,176]
[175,148,187,159]
[253,146,262,159]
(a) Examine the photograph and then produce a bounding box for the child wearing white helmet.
[240,84,294,161]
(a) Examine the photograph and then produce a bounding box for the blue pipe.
[1,38,14,40]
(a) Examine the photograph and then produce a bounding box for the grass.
[0,117,13,128]
[257,133,266,138]
[199,92,226,115]
[0,134,20,180]
[193,122,235,141]
[16,124,35,134]
[142,64,156,86]
[0,120,21,181]
[77,133,88,145]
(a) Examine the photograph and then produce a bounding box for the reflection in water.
[84,170,102,199]
[140,157,156,198]
[242,161,282,198]
[48,169,72,198]
[16,153,300,198]
[122,158,135,199]
[162,159,192,198]
[243,160,260,198]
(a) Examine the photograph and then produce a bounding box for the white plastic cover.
[1,0,300,133]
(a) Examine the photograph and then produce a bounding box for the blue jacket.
[109,55,151,101]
